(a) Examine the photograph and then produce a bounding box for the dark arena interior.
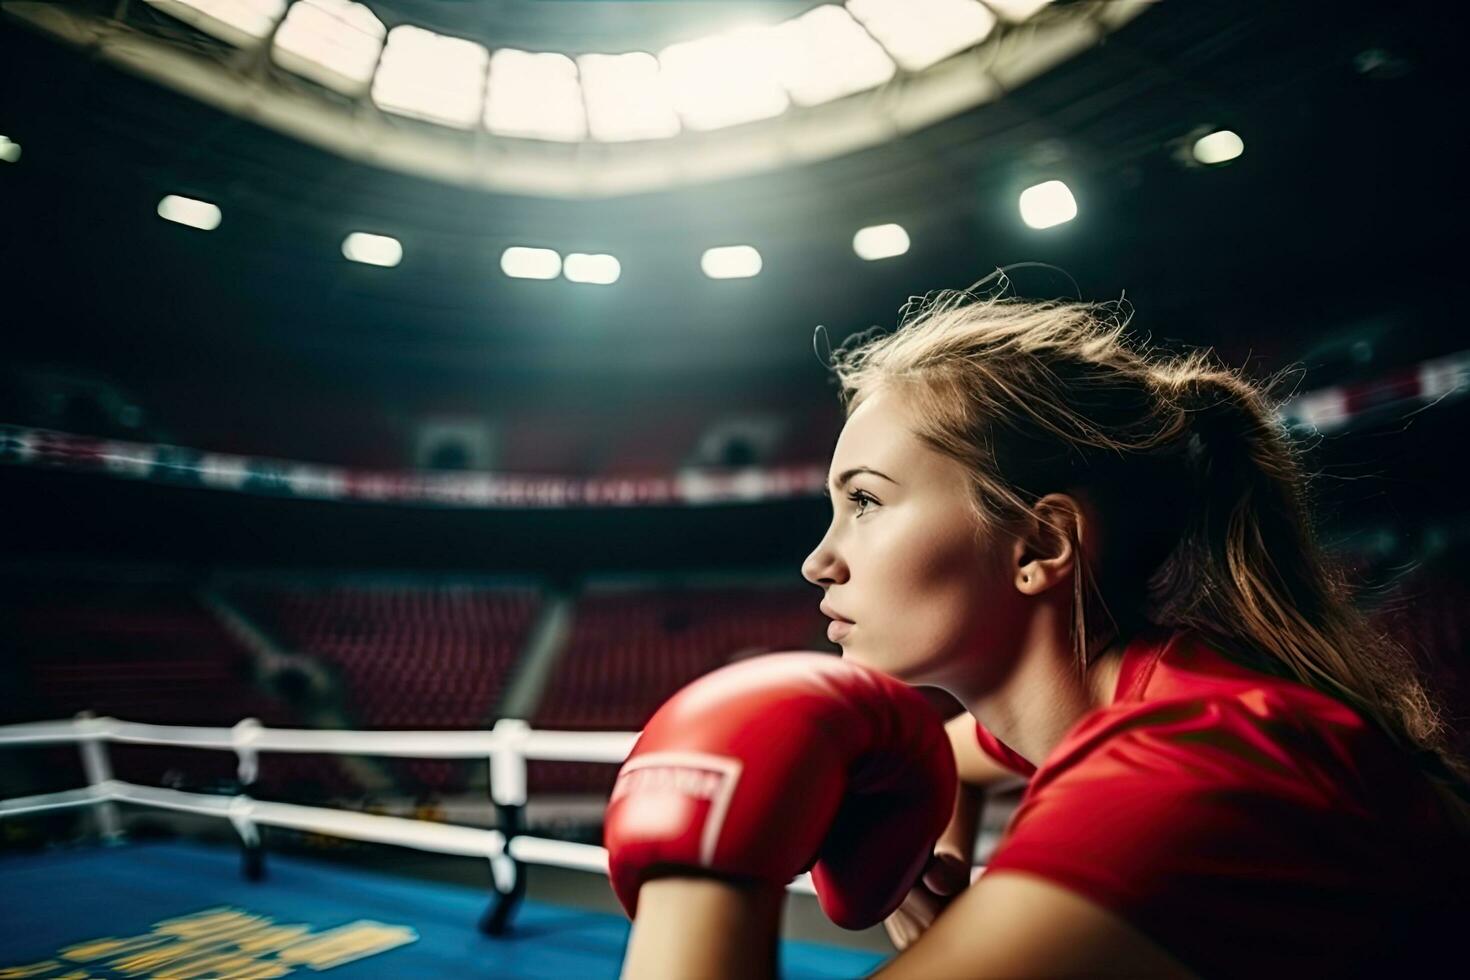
[1,1,1467,977]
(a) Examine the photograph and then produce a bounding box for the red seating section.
[230,584,541,793]
[0,583,349,797]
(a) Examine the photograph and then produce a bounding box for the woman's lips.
[827,620,854,642]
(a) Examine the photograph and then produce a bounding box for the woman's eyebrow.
[823,466,899,496]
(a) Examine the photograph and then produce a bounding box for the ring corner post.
[75,711,123,845]
[481,724,530,935]
[480,813,528,936]
[232,718,267,882]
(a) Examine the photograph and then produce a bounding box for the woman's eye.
[847,490,877,516]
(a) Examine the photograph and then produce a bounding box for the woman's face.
[802,387,1026,691]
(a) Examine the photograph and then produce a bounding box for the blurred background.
[1,0,1466,955]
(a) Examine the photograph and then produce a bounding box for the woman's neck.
[962,626,1127,768]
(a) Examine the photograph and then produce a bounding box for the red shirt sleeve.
[974,721,1037,777]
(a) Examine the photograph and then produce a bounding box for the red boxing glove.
[603,652,957,930]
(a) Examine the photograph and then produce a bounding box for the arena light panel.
[1193,130,1245,165]
[501,247,562,280]
[577,52,682,143]
[846,0,998,73]
[371,25,489,130]
[141,0,1054,138]
[11,0,1149,194]
[563,253,621,285]
[156,194,222,231]
[767,5,896,108]
[270,0,386,97]
[1019,179,1077,229]
[342,232,402,267]
[657,27,791,132]
[142,0,287,49]
[701,245,763,280]
[852,223,911,260]
[0,135,19,163]
[983,0,1054,23]
[485,50,587,142]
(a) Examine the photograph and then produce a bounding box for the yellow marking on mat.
[152,951,273,979]
[147,928,295,980]
[276,922,418,971]
[209,964,291,980]
[61,936,170,964]
[149,910,232,933]
[5,906,418,978]
[0,963,68,978]
[156,909,263,940]
[140,921,280,970]
[106,921,279,977]
[177,962,290,980]
[112,937,227,975]
[232,927,311,955]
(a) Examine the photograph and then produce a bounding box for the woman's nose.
[802,536,845,587]
[801,550,824,586]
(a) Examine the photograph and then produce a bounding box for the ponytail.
[1151,370,1470,825]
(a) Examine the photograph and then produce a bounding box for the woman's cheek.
[886,515,977,609]
[872,519,979,668]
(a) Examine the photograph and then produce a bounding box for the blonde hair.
[826,278,1470,825]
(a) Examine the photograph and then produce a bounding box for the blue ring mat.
[0,840,888,978]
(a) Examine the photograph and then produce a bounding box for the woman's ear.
[1012,494,1086,596]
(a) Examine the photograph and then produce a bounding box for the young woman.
[611,288,1470,978]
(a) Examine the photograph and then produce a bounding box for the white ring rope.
[0,717,822,896]
[0,717,638,761]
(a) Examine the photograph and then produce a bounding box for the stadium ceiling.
[1,0,1150,197]
[0,0,1453,387]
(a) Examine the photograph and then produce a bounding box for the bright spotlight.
[701,245,763,279]
[501,246,562,280]
[986,0,1053,22]
[847,0,997,72]
[1192,129,1244,165]
[143,0,286,48]
[578,52,681,142]
[372,25,488,130]
[342,232,402,267]
[1018,180,1076,230]
[486,49,586,141]
[157,194,222,231]
[272,0,386,96]
[563,253,620,285]
[0,135,19,163]
[853,223,910,260]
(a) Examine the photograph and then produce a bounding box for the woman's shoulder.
[1122,627,1358,716]
[1092,628,1388,779]
[1050,688,1372,799]
[1001,678,1461,880]
[1060,659,1385,800]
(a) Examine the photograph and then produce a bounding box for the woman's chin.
[841,645,904,679]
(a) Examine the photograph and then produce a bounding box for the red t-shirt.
[973,627,1469,978]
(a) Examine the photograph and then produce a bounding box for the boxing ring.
[0,716,891,978]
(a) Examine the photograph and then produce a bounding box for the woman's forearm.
[936,781,984,864]
[621,876,786,980]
